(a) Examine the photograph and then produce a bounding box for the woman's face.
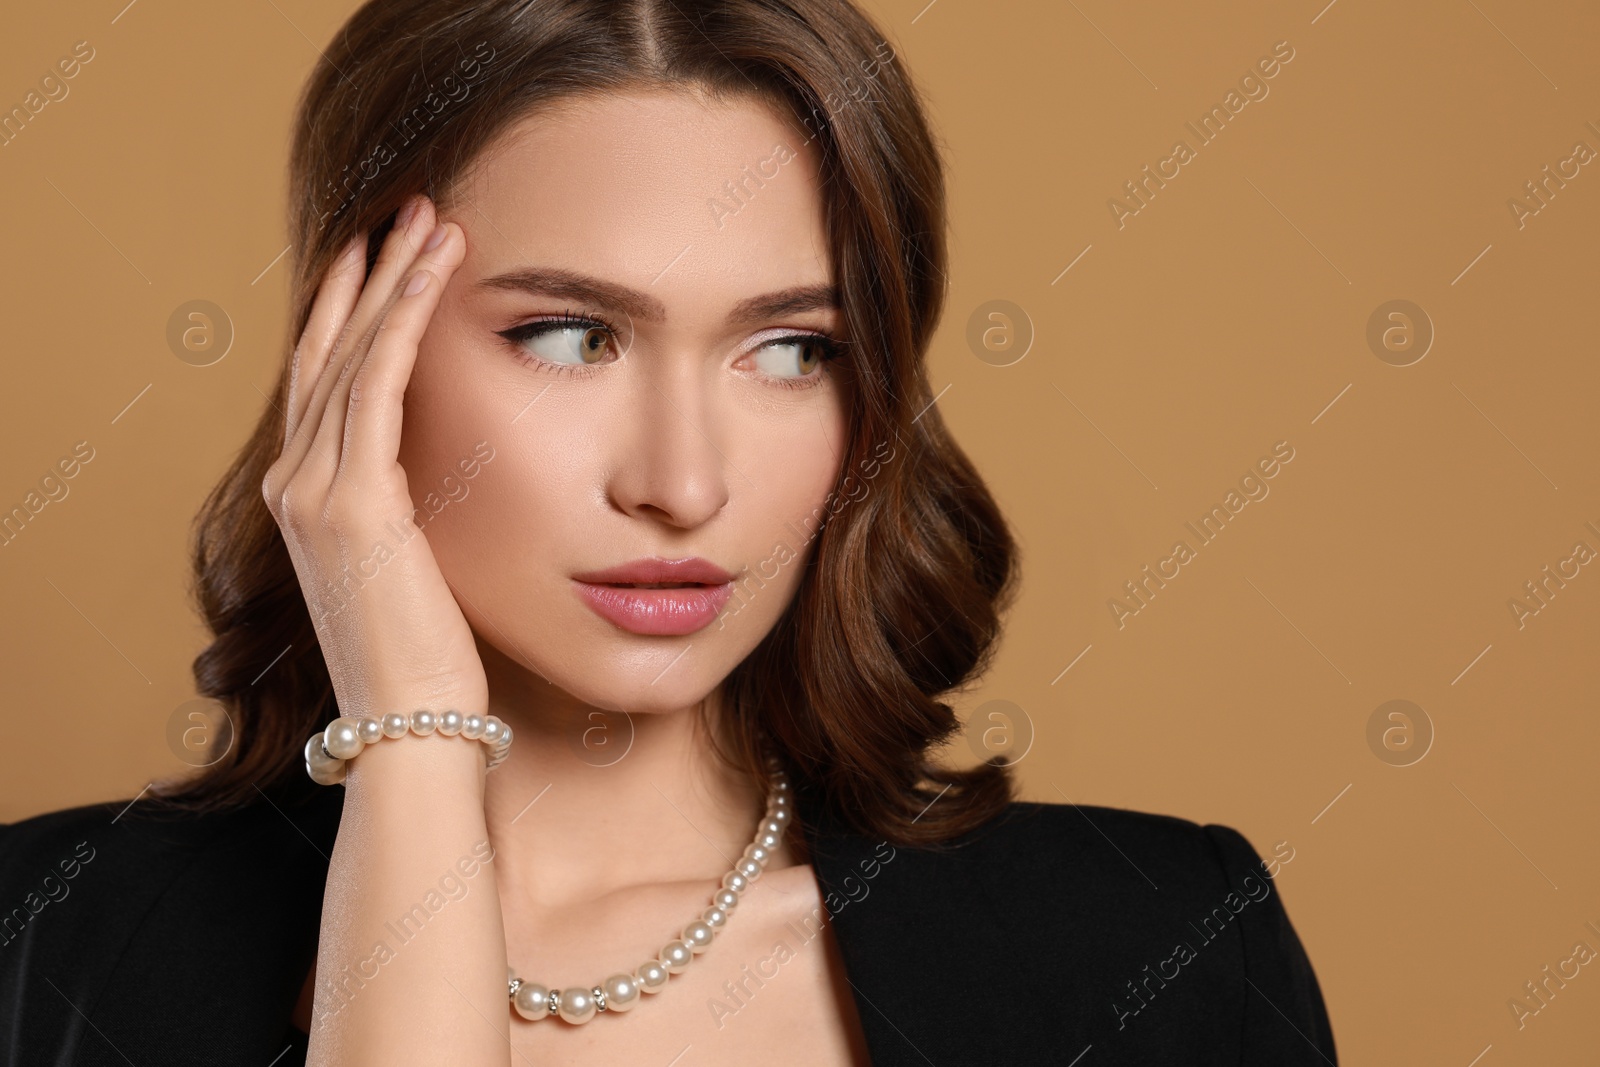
[398,88,851,716]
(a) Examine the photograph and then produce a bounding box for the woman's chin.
[530,664,724,718]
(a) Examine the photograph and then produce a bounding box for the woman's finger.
[340,222,466,481]
[283,234,366,448]
[291,196,436,486]
[308,202,454,491]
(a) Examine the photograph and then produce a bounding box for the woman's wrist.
[338,725,495,811]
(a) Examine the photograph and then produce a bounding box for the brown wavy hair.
[152,0,1021,847]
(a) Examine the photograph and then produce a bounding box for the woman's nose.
[604,371,733,530]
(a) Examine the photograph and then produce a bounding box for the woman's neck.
[477,644,794,911]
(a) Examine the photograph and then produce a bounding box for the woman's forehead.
[453,89,818,220]
[445,89,834,323]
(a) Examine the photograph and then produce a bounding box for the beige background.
[3,0,1597,1062]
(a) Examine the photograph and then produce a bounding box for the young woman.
[0,1,1336,1064]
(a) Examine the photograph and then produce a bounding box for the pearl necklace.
[508,760,792,1024]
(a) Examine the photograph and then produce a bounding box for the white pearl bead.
[324,718,365,760]
[437,710,464,736]
[304,734,346,784]
[305,734,345,776]
[743,843,771,867]
[381,712,409,738]
[356,717,384,744]
[735,858,762,882]
[461,714,486,739]
[482,718,504,745]
[682,921,714,953]
[703,906,728,930]
[410,710,438,735]
[660,940,693,973]
[767,806,790,826]
[773,777,790,791]
[771,792,790,807]
[512,981,550,1020]
[722,871,750,894]
[309,763,345,786]
[759,817,783,838]
[601,973,639,1011]
[636,960,669,992]
[713,888,739,911]
[756,831,781,851]
[556,986,596,1023]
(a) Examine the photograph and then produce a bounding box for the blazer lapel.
[797,790,959,1067]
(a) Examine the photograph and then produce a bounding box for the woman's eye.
[505,320,612,365]
[752,336,832,379]
[498,319,840,385]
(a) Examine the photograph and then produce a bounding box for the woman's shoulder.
[811,797,1298,912]
[0,783,342,902]
[0,782,341,962]
[808,799,1338,1064]
[957,798,1297,901]
[0,794,220,947]
[0,786,340,1067]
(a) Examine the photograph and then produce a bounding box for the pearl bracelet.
[304,710,512,786]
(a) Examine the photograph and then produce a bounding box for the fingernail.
[422,223,447,252]
[405,269,431,297]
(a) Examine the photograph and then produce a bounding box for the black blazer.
[0,780,1336,1065]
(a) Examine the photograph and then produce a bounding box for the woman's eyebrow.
[473,266,838,326]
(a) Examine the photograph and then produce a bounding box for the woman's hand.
[264,197,514,1066]
[263,194,483,721]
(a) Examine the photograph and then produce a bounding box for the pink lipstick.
[571,557,736,636]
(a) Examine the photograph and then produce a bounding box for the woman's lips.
[572,580,733,635]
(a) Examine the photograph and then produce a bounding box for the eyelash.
[496,308,847,391]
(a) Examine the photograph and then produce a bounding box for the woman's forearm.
[306,726,510,1066]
